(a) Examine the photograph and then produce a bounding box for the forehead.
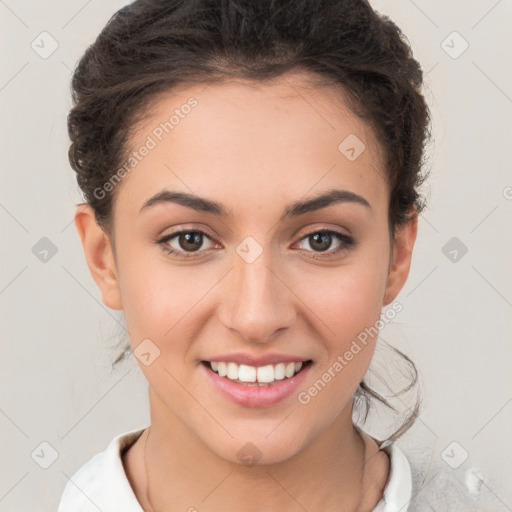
[116,73,387,218]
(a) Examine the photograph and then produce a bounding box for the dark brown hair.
[68,0,430,441]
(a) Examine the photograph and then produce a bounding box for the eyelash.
[156,227,356,260]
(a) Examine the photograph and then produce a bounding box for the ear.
[74,204,123,310]
[383,210,418,306]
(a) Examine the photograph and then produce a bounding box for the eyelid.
[297,226,352,241]
[157,224,217,238]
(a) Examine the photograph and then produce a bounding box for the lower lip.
[201,361,312,408]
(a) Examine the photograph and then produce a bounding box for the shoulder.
[394,441,500,512]
[57,426,147,512]
[361,433,499,512]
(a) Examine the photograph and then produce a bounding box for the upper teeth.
[210,361,304,383]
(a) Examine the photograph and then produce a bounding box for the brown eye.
[308,232,333,252]
[295,229,356,259]
[157,229,216,258]
[177,232,203,252]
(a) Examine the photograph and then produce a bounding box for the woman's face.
[77,73,416,464]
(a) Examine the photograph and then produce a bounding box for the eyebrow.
[139,188,371,220]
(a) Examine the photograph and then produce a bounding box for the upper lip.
[203,353,312,367]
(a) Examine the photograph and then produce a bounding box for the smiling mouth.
[201,360,313,386]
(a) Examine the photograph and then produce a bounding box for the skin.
[75,72,417,511]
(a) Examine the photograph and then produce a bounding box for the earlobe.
[74,204,123,311]
[383,211,418,306]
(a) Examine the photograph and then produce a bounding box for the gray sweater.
[397,441,503,511]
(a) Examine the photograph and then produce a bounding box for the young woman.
[58,1,488,510]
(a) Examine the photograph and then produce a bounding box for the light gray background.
[1,1,511,510]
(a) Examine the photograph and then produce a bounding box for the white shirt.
[58,426,412,512]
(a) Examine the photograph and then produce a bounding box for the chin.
[206,430,307,467]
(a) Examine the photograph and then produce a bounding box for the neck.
[130,393,381,512]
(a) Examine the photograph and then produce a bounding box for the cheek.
[116,249,218,361]
[116,260,203,398]
[293,261,387,420]
[115,248,183,343]
[298,255,389,344]
[293,239,389,397]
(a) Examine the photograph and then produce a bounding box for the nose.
[218,249,296,344]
